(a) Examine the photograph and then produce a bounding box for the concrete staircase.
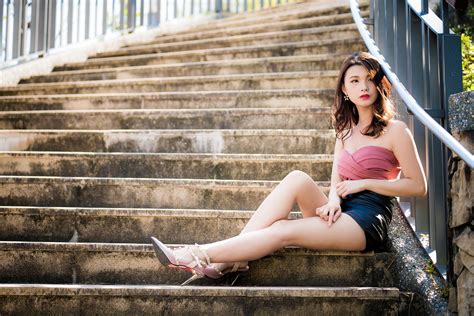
[0,0,408,314]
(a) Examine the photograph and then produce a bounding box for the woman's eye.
[351,80,358,83]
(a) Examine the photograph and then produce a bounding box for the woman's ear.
[341,85,347,95]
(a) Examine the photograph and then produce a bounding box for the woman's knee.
[269,219,295,247]
[283,170,313,186]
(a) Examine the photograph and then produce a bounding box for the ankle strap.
[192,244,212,266]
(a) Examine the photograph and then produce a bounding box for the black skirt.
[340,190,396,252]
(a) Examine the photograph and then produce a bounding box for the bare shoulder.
[386,120,410,141]
[387,119,408,132]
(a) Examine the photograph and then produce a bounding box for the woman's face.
[342,65,378,108]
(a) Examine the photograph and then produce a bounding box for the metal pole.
[102,0,107,34]
[215,0,222,17]
[421,0,428,14]
[95,0,98,37]
[67,0,73,43]
[48,0,57,50]
[0,0,4,60]
[85,0,90,38]
[60,0,65,46]
[128,0,136,31]
[119,0,124,30]
[77,0,81,40]
[440,0,449,34]
[12,0,22,58]
[4,0,10,61]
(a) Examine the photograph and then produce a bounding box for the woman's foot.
[151,237,212,286]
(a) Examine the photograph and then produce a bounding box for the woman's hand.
[336,179,367,198]
[315,200,341,227]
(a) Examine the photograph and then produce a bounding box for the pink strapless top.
[338,145,401,180]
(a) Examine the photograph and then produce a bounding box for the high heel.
[150,236,212,286]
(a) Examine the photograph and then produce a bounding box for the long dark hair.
[332,52,395,140]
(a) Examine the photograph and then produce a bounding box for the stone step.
[0,152,332,180]
[0,241,394,287]
[0,129,335,154]
[52,38,364,71]
[0,207,306,243]
[0,176,330,209]
[136,1,356,44]
[0,107,332,130]
[95,22,359,59]
[0,89,334,111]
[21,53,348,84]
[3,71,341,96]
[0,284,400,315]
[126,11,362,49]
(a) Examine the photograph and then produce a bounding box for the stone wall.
[447,91,474,315]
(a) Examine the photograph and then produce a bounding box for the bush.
[460,33,474,91]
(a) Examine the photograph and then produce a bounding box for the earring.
[343,94,349,101]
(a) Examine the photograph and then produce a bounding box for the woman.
[150,52,427,286]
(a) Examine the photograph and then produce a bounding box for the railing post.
[85,0,91,39]
[383,0,394,65]
[12,0,25,59]
[102,0,108,34]
[0,0,3,60]
[47,0,57,51]
[215,0,222,17]
[421,0,428,14]
[67,0,74,43]
[393,0,407,83]
[128,0,136,31]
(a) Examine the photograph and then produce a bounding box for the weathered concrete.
[129,2,362,46]
[1,71,342,96]
[0,129,336,154]
[51,38,364,71]
[0,14,218,86]
[95,22,360,59]
[0,107,332,130]
[0,89,335,111]
[21,54,348,84]
[0,241,393,287]
[387,202,449,314]
[0,206,317,243]
[0,284,400,315]
[0,152,333,180]
[132,11,365,47]
[0,176,330,209]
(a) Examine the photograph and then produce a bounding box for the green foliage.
[424,259,436,274]
[460,33,474,91]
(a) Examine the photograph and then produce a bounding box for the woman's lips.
[360,95,370,100]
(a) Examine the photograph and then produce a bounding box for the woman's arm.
[328,137,344,203]
[363,121,427,197]
[336,121,427,198]
[315,136,344,226]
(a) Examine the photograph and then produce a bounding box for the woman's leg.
[202,213,366,263]
[198,170,329,270]
[241,170,329,232]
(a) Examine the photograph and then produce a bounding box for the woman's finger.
[333,208,342,222]
[327,208,335,226]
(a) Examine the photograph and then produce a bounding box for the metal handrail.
[349,0,473,168]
